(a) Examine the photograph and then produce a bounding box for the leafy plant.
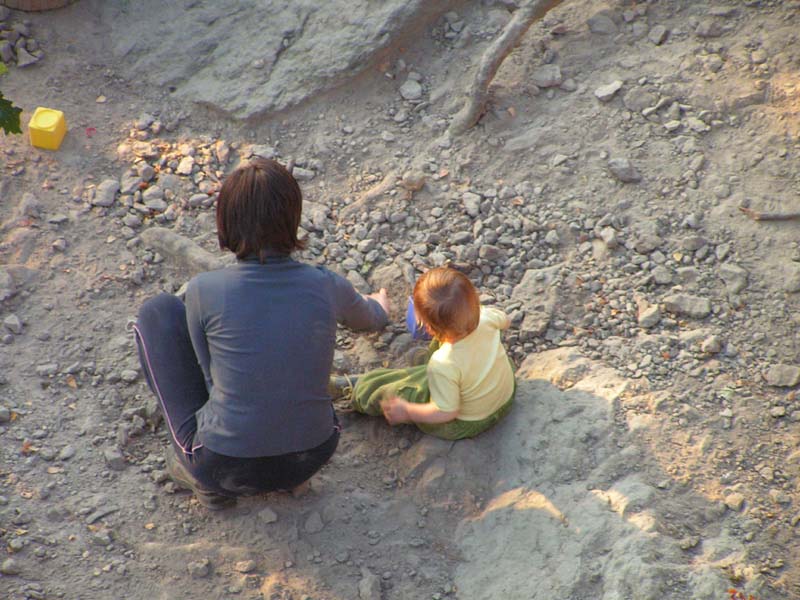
[0,63,22,135]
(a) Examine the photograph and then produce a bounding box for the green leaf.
[0,63,7,76]
[0,91,22,135]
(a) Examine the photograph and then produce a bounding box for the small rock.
[93,180,120,207]
[638,305,661,329]
[58,445,76,461]
[662,294,711,319]
[358,567,381,600]
[304,511,324,533]
[724,492,745,511]
[103,448,127,471]
[696,20,723,38]
[648,25,669,45]
[399,79,423,101]
[770,406,786,418]
[16,47,39,68]
[530,64,562,88]
[175,156,194,175]
[700,336,722,354]
[0,558,21,575]
[764,364,800,388]
[187,558,211,579]
[3,314,23,334]
[234,560,256,573]
[594,80,623,102]
[718,263,748,294]
[0,405,11,423]
[587,13,617,35]
[608,158,641,183]
[258,507,278,524]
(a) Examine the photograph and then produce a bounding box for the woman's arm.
[381,396,458,425]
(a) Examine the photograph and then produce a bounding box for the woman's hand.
[381,396,410,425]
[364,287,390,315]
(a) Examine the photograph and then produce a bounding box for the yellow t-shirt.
[427,307,515,420]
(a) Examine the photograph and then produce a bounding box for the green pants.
[351,346,515,440]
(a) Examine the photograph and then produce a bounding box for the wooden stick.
[738,206,800,221]
[448,0,566,136]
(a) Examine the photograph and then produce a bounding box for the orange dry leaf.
[144,523,156,530]
[20,441,36,455]
[65,375,78,389]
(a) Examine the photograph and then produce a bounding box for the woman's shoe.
[328,374,359,401]
[164,446,236,511]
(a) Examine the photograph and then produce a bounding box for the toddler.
[350,266,515,440]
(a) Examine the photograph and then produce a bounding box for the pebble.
[587,13,617,35]
[608,158,641,183]
[304,511,324,533]
[103,448,127,471]
[1,558,21,575]
[764,364,800,388]
[399,79,423,101]
[724,492,745,511]
[638,305,661,329]
[0,405,10,423]
[358,568,381,600]
[234,560,256,573]
[594,80,623,102]
[648,25,668,45]
[662,294,711,319]
[530,64,562,88]
[187,558,211,578]
[58,444,76,461]
[258,507,278,523]
[93,180,120,207]
[4,313,23,334]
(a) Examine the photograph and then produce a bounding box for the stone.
[648,25,668,45]
[93,180,120,207]
[662,294,711,319]
[103,448,127,471]
[724,492,745,511]
[587,13,617,35]
[358,567,381,600]
[462,192,481,218]
[511,265,561,337]
[594,80,623,102]
[696,20,723,38]
[175,156,194,175]
[0,268,15,302]
[0,405,10,423]
[258,507,278,523]
[622,88,658,113]
[59,445,76,461]
[700,336,722,354]
[718,263,748,294]
[530,64,562,88]
[3,314,23,334]
[187,558,211,578]
[651,266,672,285]
[638,305,660,329]
[608,158,641,183]
[0,558,21,575]
[234,560,256,573]
[399,78,423,101]
[764,364,800,388]
[304,511,324,533]
[0,41,13,64]
[16,47,39,68]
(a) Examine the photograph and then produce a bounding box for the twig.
[738,206,800,221]
[448,0,566,135]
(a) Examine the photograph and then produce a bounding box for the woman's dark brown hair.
[216,158,306,261]
[413,267,480,342]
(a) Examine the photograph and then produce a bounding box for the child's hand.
[381,396,409,425]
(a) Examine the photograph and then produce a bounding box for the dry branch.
[738,206,800,222]
[448,0,566,135]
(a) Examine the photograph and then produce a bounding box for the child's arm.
[381,396,458,425]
